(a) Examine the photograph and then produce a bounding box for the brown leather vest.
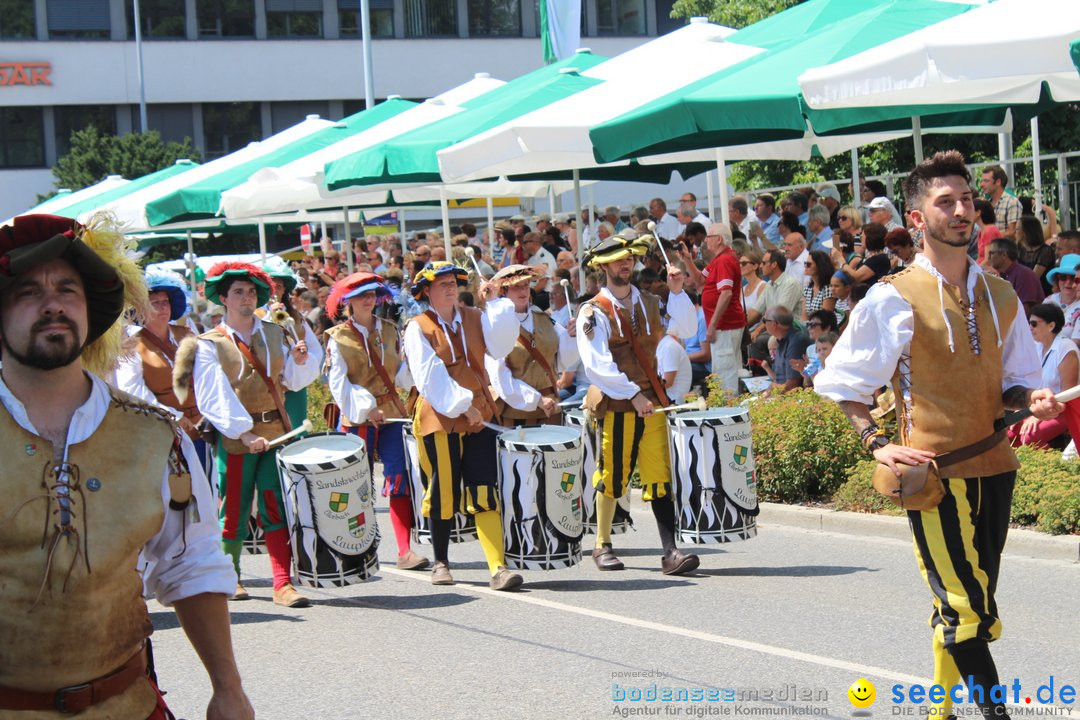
[499,310,561,422]
[410,308,496,436]
[135,325,201,424]
[200,320,286,454]
[0,389,181,719]
[884,265,1020,478]
[583,291,666,414]
[326,319,403,424]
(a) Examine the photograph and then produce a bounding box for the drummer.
[402,261,523,591]
[576,233,701,575]
[116,268,210,470]
[487,264,580,426]
[325,271,429,572]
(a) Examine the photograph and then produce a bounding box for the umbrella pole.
[439,186,452,259]
[486,196,495,258]
[185,229,196,307]
[706,171,715,223]
[399,209,407,255]
[573,168,583,291]
[258,223,267,263]
[343,206,354,273]
[850,148,860,207]
[1031,116,1043,213]
[715,148,730,225]
[912,117,924,164]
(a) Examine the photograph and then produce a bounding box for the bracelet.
[859,424,881,444]
[862,429,888,452]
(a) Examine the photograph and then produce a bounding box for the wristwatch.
[867,435,890,452]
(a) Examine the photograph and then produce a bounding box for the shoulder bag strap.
[592,295,671,407]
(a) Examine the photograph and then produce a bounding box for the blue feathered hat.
[144,268,189,321]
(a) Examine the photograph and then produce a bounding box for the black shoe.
[592,544,625,571]
[661,548,699,575]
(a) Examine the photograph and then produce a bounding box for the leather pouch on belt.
[872,460,945,511]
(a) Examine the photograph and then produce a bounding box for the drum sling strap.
[347,321,409,418]
[591,295,670,407]
[425,310,503,426]
[516,326,559,390]
[217,325,293,433]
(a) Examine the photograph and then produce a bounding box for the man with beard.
[815,151,1061,720]
[177,262,320,608]
[0,214,251,719]
[576,231,700,575]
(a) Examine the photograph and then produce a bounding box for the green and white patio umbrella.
[6,175,129,223]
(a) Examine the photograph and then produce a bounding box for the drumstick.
[465,247,485,278]
[999,383,1080,428]
[647,221,673,268]
[266,419,313,448]
[557,398,583,408]
[653,398,708,415]
[559,278,573,312]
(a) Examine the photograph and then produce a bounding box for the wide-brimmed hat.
[262,256,300,294]
[204,262,273,307]
[410,261,469,299]
[327,271,391,319]
[0,214,125,345]
[584,230,652,268]
[491,264,541,289]
[145,268,189,321]
[1046,254,1080,282]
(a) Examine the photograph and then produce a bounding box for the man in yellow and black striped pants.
[817,151,1064,720]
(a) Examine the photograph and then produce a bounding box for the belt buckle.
[54,683,91,714]
[258,411,274,423]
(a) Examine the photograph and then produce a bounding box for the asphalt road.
[149,498,1080,720]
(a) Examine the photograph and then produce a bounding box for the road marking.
[380,566,930,686]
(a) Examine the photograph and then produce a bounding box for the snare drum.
[497,426,584,570]
[667,408,759,544]
[401,422,478,544]
[565,409,633,535]
[276,432,380,587]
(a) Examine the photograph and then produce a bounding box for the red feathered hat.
[203,262,273,307]
[327,271,391,320]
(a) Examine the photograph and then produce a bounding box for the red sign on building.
[0,62,52,87]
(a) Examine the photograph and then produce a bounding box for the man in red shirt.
[701,223,745,393]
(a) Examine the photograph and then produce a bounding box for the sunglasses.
[739,260,754,266]
[807,321,823,328]
[1029,320,1040,328]
[1059,276,1077,284]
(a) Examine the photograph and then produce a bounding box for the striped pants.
[215,443,287,539]
[595,411,671,501]
[417,426,500,521]
[908,473,1013,648]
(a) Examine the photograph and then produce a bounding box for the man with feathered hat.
[486,264,579,426]
[576,230,701,575]
[325,271,428,571]
[116,268,211,469]
[0,214,251,718]
[175,261,320,608]
[402,260,523,590]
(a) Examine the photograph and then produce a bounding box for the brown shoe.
[231,582,250,601]
[431,561,454,586]
[660,548,700,576]
[273,583,311,608]
[489,567,523,591]
[396,550,430,571]
[592,544,624,571]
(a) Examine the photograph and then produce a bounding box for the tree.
[670,0,804,28]
[46,127,200,200]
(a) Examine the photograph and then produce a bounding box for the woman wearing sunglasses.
[1008,303,1078,448]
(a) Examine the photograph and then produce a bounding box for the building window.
[269,101,329,133]
[54,105,117,158]
[126,0,186,38]
[339,0,393,38]
[0,0,36,39]
[47,0,110,39]
[0,107,45,167]
[202,102,261,159]
[266,0,322,37]
[197,0,255,37]
[468,0,519,37]
[404,0,456,37]
[130,104,196,145]
[596,0,645,35]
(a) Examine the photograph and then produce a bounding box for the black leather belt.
[252,410,281,423]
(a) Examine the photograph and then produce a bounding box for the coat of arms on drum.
[560,473,576,493]
[347,513,366,537]
[329,492,349,512]
[733,445,749,465]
